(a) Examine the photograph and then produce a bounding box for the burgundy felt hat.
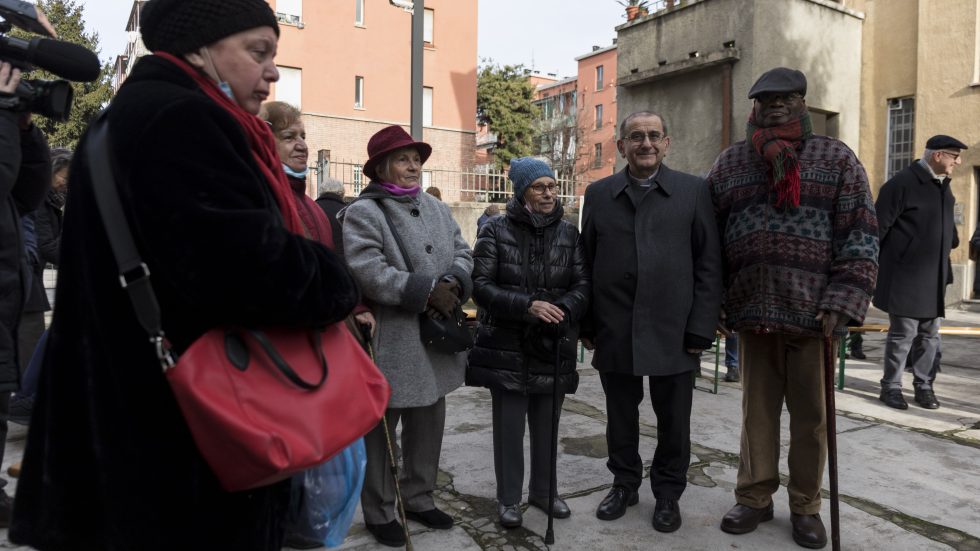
[363,125,432,181]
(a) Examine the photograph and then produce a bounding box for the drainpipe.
[721,62,732,150]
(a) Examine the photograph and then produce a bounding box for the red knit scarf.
[155,52,304,235]
[746,111,812,208]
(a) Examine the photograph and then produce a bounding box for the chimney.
[613,38,618,45]
[593,45,601,51]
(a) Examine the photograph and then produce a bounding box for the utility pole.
[410,0,424,140]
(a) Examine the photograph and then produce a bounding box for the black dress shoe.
[914,388,940,409]
[528,494,571,519]
[848,348,866,360]
[724,367,740,382]
[365,520,407,548]
[720,502,774,534]
[878,388,908,410]
[498,503,522,528]
[791,513,828,549]
[405,507,454,530]
[652,498,681,533]
[595,486,638,521]
[283,534,325,549]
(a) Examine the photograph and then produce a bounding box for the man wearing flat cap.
[874,135,966,411]
[706,67,879,549]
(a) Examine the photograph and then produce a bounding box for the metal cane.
[365,336,413,551]
[823,336,841,551]
[544,334,564,545]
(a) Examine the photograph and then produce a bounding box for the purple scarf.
[379,181,421,197]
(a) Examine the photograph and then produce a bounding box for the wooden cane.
[823,336,841,551]
[366,337,413,551]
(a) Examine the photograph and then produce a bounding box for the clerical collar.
[627,166,660,187]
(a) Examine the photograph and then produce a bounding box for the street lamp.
[389,0,424,140]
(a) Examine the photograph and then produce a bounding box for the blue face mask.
[217,81,235,102]
[283,163,308,179]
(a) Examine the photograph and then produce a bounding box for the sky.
[70,0,626,76]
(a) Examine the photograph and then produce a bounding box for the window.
[276,66,302,108]
[354,76,364,108]
[355,0,364,26]
[886,97,915,179]
[276,0,302,25]
[423,8,434,44]
[423,87,433,126]
[593,143,603,168]
[595,104,603,129]
[353,165,363,193]
[596,65,604,90]
[422,171,433,188]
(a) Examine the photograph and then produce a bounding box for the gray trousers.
[881,315,940,391]
[491,388,563,506]
[360,398,446,524]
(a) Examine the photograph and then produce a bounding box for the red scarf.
[155,52,304,235]
[746,111,812,209]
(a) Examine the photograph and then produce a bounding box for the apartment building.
[113,0,478,195]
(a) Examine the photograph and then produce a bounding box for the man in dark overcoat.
[875,134,965,410]
[581,111,722,533]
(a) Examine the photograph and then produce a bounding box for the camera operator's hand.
[35,7,58,38]
[0,62,22,95]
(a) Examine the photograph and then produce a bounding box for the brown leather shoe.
[720,502,774,534]
[6,461,21,478]
[791,513,828,549]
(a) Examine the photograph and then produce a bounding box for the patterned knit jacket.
[706,136,879,336]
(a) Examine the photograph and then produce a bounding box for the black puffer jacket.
[466,198,590,394]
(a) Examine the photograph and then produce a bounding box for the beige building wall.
[268,0,478,176]
[857,0,980,301]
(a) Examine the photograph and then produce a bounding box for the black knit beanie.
[141,0,280,55]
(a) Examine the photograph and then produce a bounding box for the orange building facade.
[574,45,618,183]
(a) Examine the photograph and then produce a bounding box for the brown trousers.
[735,332,828,515]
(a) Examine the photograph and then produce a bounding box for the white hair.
[318,176,345,197]
[923,148,936,159]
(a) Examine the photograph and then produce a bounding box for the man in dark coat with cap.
[707,68,878,549]
[875,135,966,411]
[581,110,722,533]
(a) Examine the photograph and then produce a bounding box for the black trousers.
[490,388,563,505]
[599,370,693,500]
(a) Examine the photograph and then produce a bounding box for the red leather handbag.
[87,121,389,492]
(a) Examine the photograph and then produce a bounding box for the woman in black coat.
[466,157,590,529]
[10,1,357,550]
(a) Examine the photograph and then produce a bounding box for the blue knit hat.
[508,157,555,200]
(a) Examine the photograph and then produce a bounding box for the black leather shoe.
[528,494,571,519]
[595,486,638,521]
[498,503,522,528]
[848,347,866,360]
[283,534,325,549]
[879,389,908,410]
[720,502,774,534]
[791,513,828,549]
[652,498,681,533]
[405,507,454,530]
[914,388,940,409]
[724,367,740,382]
[365,520,406,548]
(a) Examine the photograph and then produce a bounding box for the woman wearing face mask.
[341,125,473,547]
[9,1,358,549]
[466,157,590,528]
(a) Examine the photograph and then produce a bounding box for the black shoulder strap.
[372,199,415,273]
[86,117,176,370]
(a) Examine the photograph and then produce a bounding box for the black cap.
[141,0,280,55]
[925,135,968,150]
[748,67,807,99]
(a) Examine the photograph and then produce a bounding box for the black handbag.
[373,200,473,354]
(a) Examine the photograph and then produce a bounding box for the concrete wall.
[614,0,863,175]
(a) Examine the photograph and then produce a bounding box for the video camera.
[0,0,101,121]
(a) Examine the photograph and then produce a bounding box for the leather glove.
[427,280,459,319]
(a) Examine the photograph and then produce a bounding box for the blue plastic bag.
[286,437,368,547]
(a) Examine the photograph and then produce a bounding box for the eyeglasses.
[625,131,666,145]
[528,183,559,195]
[754,92,804,104]
[939,150,961,160]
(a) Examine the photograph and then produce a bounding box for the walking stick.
[823,336,841,551]
[365,336,413,551]
[544,334,564,545]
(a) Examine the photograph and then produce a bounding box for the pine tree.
[476,61,540,170]
[9,0,112,149]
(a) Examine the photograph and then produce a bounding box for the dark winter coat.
[466,199,590,394]
[873,161,956,319]
[10,55,358,551]
[0,110,50,393]
[36,189,64,266]
[972,224,980,295]
[582,165,722,376]
[21,213,49,313]
[316,192,346,254]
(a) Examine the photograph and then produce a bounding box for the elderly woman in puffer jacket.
[466,157,590,529]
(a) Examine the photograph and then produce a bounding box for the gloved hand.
[427,280,459,320]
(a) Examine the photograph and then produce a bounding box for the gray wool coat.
[581,165,723,377]
[341,186,474,408]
